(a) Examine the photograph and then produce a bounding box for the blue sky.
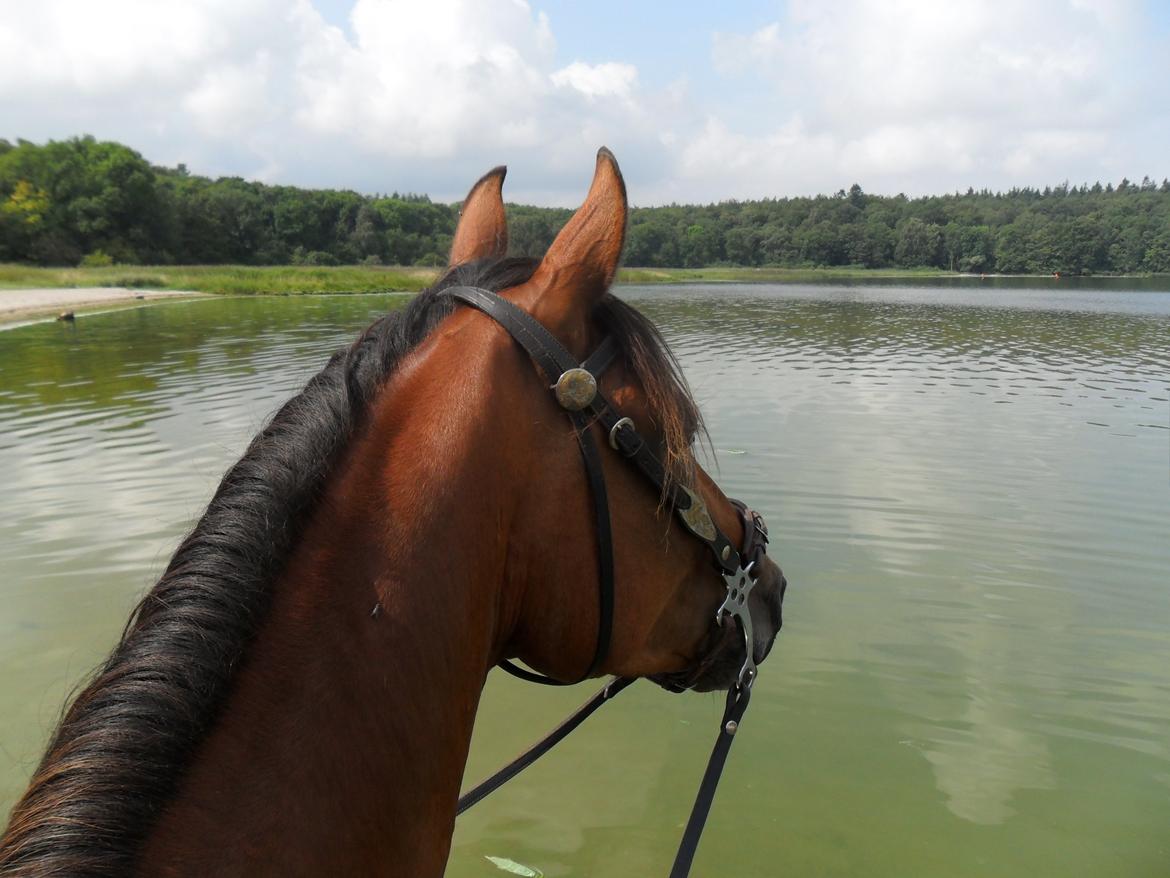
[2,0,1167,205]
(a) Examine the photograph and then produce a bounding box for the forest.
[2,136,1168,274]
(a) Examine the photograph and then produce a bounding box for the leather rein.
[445,286,770,877]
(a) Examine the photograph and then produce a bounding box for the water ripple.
[2,288,1169,875]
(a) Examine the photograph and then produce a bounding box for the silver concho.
[554,368,597,411]
[676,486,717,541]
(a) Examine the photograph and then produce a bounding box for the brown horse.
[0,149,786,876]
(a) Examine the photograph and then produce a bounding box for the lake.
[1,281,1168,876]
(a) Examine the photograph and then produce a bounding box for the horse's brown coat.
[1,150,785,877]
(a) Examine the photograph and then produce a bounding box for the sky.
[1,0,1168,206]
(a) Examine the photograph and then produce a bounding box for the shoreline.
[2,263,1165,300]
[2,267,1166,325]
[0,288,204,327]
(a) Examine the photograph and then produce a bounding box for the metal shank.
[716,562,757,688]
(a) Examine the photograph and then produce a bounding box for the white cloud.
[1002,129,1111,176]
[0,0,1166,204]
[183,54,275,135]
[711,23,779,75]
[692,0,1168,199]
[293,0,558,157]
[0,0,671,201]
[551,62,638,102]
[0,0,292,97]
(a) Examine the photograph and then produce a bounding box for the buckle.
[608,417,635,452]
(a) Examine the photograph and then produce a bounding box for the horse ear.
[528,147,627,317]
[449,166,508,266]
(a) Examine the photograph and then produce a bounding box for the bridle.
[444,286,772,877]
[443,286,771,687]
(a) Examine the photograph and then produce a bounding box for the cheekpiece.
[677,486,718,541]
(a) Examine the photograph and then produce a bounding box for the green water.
[1,284,1168,876]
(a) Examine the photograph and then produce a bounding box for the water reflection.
[0,295,413,812]
[1,287,1169,875]
[625,285,1170,837]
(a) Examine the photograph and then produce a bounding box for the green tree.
[2,135,1169,273]
[894,218,942,267]
[680,222,720,267]
[723,225,762,265]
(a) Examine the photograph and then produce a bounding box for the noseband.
[445,286,773,877]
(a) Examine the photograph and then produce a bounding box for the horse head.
[0,148,786,878]
[443,148,787,691]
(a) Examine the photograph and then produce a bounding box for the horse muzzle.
[652,553,787,694]
[749,555,786,664]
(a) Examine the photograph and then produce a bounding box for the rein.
[444,286,770,877]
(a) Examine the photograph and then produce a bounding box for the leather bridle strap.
[444,285,745,683]
[495,408,613,685]
[669,683,751,877]
[455,675,636,815]
[444,284,617,684]
[454,674,751,878]
[446,285,742,577]
[445,285,764,877]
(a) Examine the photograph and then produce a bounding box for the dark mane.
[0,257,700,876]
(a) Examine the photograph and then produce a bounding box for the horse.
[0,148,786,876]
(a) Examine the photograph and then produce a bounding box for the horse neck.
[138,328,522,876]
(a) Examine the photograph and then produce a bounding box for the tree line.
[2,136,1168,274]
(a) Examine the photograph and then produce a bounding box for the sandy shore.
[0,287,202,325]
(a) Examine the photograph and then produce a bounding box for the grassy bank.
[0,263,963,295]
[0,264,439,295]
